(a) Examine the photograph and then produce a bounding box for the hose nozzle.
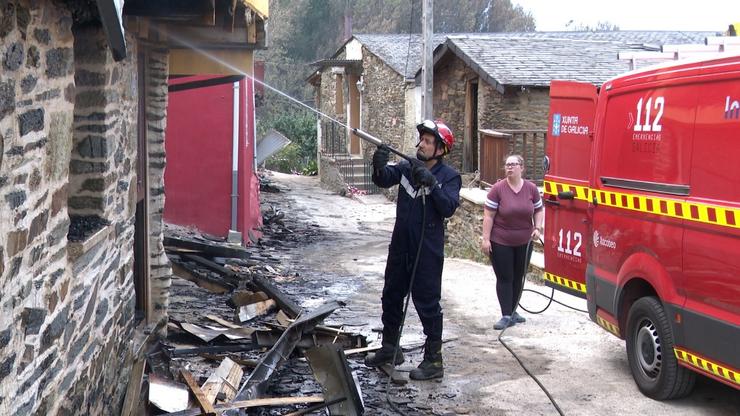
[351,128,412,162]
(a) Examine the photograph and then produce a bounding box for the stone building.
[311,31,716,192]
[429,31,717,178]
[0,1,266,414]
[309,34,447,194]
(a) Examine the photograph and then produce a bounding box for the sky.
[512,0,740,32]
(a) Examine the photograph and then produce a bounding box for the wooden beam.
[180,369,216,416]
[200,357,243,404]
[205,314,241,329]
[164,236,251,259]
[171,261,233,294]
[164,396,325,416]
[236,299,276,322]
[121,359,146,416]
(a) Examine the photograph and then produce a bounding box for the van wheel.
[625,297,695,400]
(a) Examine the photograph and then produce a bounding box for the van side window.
[599,86,697,188]
[689,83,740,200]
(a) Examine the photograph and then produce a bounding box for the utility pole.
[421,0,433,120]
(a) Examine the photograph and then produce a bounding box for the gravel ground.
[258,171,739,416]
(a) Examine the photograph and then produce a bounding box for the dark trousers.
[490,242,532,316]
[381,251,444,342]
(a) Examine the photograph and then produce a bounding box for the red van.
[543,55,740,399]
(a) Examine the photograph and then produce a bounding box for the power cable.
[496,239,566,416]
[384,3,419,414]
[385,191,426,416]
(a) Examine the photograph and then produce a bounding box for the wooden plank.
[165,396,325,416]
[253,275,302,318]
[343,345,381,356]
[229,290,269,308]
[205,314,242,329]
[170,344,256,357]
[121,358,146,416]
[180,369,216,415]
[181,254,239,281]
[200,353,258,369]
[164,235,251,259]
[171,262,233,294]
[236,299,276,323]
[201,357,244,404]
[380,363,408,385]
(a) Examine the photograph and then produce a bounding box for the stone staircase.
[335,154,379,194]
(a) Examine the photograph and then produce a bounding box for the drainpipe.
[231,81,240,233]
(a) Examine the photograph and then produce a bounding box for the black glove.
[411,159,437,188]
[372,145,390,173]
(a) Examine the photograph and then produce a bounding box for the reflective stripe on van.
[543,271,587,294]
[544,180,740,229]
[675,348,740,388]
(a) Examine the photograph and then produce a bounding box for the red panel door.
[543,81,597,299]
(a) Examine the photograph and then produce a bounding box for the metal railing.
[337,158,381,195]
[320,120,379,194]
[320,120,348,158]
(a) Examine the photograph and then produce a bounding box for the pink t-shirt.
[485,180,543,246]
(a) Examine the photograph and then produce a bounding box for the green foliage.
[259,109,318,175]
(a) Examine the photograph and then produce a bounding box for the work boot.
[512,311,526,324]
[493,315,515,330]
[409,339,443,380]
[364,328,404,367]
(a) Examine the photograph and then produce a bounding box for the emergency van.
[543,54,740,399]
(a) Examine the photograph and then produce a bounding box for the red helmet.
[416,119,454,153]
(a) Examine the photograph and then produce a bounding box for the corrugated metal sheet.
[256,130,291,165]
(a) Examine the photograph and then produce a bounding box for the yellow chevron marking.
[596,316,620,337]
[543,271,587,294]
[544,180,740,229]
[674,348,740,387]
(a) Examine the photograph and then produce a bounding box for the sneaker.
[512,311,526,323]
[493,315,515,330]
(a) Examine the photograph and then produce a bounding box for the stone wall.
[433,52,551,174]
[360,50,408,160]
[445,189,489,265]
[143,47,173,326]
[432,52,478,171]
[0,2,165,415]
[479,82,549,131]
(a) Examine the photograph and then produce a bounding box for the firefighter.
[364,119,461,380]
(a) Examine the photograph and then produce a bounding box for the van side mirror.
[543,156,550,173]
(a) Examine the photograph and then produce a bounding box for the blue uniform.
[372,159,461,341]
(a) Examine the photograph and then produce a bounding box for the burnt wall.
[0,1,169,415]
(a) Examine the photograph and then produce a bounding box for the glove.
[411,159,437,188]
[372,145,390,173]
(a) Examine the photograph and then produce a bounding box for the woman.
[481,155,544,330]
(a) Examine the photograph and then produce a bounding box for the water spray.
[157,27,413,162]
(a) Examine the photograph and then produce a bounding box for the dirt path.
[262,171,739,416]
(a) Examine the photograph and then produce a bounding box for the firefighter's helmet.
[416,119,454,154]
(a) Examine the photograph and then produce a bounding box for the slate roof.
[439,36,647,89]
[349,31,718,80]
[351,33,448,79]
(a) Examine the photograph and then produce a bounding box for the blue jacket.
[373,159,461,260]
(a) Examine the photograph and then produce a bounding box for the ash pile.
[122,184,365,415]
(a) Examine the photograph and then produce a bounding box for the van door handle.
[558,191,575,200]
[544,199,560,206]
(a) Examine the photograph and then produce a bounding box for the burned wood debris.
[122,218,366,415]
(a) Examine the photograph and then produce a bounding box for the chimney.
[344,0,352,40]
